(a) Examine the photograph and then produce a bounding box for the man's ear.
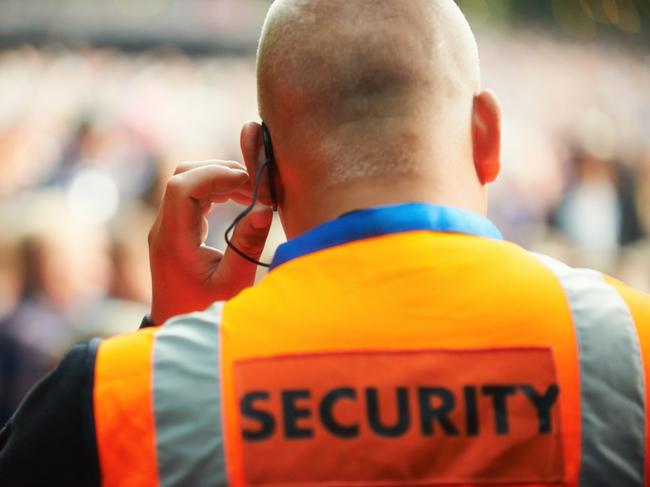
[472,90,501,185]
[240,121,278,207]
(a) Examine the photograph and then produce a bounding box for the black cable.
[223,159,273,268]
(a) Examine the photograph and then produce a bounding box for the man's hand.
[148,160,273,325]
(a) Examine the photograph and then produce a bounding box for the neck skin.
[279,172,488,240]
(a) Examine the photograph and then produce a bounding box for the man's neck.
[283,175,487,239]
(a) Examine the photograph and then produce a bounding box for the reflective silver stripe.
[152,303,227,487]
[534,254,645,486]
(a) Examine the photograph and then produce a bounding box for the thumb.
[217,205,274,291]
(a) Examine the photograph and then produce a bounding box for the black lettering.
[241,391,275,441]
[282,390,313,439]
[418,387,459,436]
[520,384,559,434]
[482,385,517,435]
[463,386,479,436]
[366,387,410,437]
[320,387,359,438]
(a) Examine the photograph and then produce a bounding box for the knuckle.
[147,226,156,247]
[164,174,185,196]
[148,226,163,254]
[174,161,194,175]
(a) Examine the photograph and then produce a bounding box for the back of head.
[257,0,481,188]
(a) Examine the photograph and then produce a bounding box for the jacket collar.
[270,202,503,271]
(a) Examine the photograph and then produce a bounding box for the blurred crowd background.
[0,0,649,422]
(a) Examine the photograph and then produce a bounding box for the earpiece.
[262,123,279,212]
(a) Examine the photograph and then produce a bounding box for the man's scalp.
[257,0,480,185]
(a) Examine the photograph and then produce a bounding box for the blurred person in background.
[0,188,154,421]
[553,148,645,272]
[0,197,111,416]
[108,203,154,306]
[0,216,23,426]
[1,1,650,486]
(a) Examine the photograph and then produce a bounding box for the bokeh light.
[67,169,120,225]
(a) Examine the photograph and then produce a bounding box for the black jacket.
[0,341,101,486]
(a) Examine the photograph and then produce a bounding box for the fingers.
[174,159,245,175]
[175,160,253,204]
[161,163,249,246]
[217,205,273,289]
[149,158,273,325]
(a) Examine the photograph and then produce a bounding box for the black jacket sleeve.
[0,339,101,487]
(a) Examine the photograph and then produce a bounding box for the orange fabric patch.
[235,348,564,486]
[94,329,159,487]
[221,232,581,485]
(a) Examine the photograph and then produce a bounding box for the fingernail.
[228,167,248,177]
[228,168,249,184]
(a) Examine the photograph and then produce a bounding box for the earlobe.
[472,90,501,185]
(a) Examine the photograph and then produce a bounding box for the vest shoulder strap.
[533,253,646,487]
[94,303,227,487]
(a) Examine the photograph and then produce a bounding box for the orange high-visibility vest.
[93,203,650,487]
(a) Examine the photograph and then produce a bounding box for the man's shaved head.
[247,0,499,237]
[257,0,482,185]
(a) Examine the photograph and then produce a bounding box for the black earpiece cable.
[223,123,277,268]
[223,159,273,268]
